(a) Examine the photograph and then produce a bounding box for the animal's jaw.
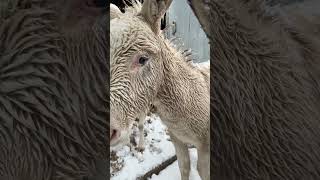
[110,129,131,148]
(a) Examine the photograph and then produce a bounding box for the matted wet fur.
[110,1,210,179]
[188,0,320,179]
[0,0,108,179]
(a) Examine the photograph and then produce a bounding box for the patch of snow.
[193,60,210,69]
[198,60,210,66]
[110,114,201,180]
[150,148,201,180]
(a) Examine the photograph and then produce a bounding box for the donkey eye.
[138,56,149,66]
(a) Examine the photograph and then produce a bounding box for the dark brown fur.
[188,0,320,179]
[0,1,108,179]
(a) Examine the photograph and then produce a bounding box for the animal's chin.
[110,139,121,147]
[110,130,130,148]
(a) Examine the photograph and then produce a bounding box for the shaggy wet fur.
[134,45,201,151]
[110,1,210,179]
[188,0,320,179]
[0,0,108,179]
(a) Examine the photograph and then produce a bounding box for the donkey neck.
[154,52,209,119]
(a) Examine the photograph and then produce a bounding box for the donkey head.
[110,0,172,146]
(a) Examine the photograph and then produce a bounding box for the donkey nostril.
[110,129,120,141]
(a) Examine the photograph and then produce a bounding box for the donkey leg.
[170,132,190,180]
[137,118,145,151]
[197,145,210,180]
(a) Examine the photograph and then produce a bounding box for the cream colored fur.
[110,1,210,179]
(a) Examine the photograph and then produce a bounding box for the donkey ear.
[111,4,122,19]
[139,0,172,35]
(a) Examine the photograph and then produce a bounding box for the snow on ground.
[150,148,201,180]
[110,114,201,180]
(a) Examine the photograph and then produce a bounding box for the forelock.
[110,17,158,60]
[110,1,145,53]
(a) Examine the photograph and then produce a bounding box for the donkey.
[135,51,194,151]
[110,1,210,179]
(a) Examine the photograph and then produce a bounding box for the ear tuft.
[139,0,172,35]
[110,3,122,19]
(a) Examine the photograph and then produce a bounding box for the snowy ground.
[110,114,201,180]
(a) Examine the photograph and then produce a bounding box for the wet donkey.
[110,1,210,179]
